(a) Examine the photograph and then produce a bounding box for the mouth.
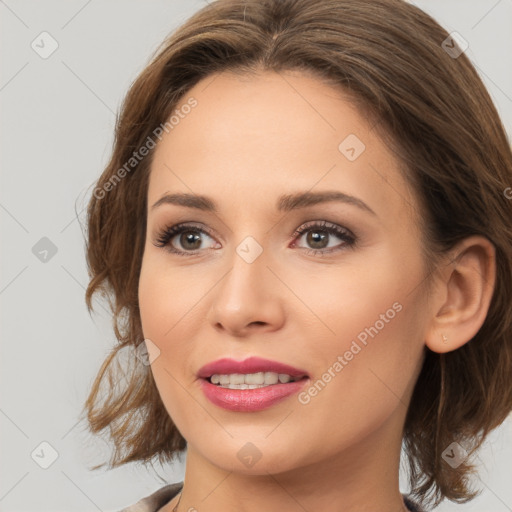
[199,370,310,412]
[197,356,310,410]
[197,356,310,387]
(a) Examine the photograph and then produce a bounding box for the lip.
[197,356,309,379]
[197,357,310,412]
[199,377,309,412]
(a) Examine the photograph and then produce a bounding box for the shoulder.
[117,482,184,512]
[119,485,422,512]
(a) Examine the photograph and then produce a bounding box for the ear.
[425,235,496,354]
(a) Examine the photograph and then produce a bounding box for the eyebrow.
[151,190,376,216]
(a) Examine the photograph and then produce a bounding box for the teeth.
[219,375,230,385]
[264,371,279,385]
[230,374,245,385]
[209,372,299,389]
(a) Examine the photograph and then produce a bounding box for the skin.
[137,70,496,512]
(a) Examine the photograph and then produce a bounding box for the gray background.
[1,1,511,511]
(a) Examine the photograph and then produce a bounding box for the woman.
[83,0,512,511]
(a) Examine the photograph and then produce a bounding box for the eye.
[290,220,356,256]
[153,223,219,256]
[153,220,356,257]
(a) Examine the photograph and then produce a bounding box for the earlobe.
[425,236,496,354]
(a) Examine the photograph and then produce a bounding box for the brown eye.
[177,230,203,251]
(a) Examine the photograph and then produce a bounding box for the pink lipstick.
[197,356,310,412]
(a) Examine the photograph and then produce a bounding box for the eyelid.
[153,222,216,249]
[289,220,356,254]
[290,220,354,239]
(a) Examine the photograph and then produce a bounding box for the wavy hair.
[83,0,512,508]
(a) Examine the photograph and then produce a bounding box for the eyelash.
[153,220,356,257]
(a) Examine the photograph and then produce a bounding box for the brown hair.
[83,0,512,507]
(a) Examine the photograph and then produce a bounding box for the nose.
[206,247,285,337]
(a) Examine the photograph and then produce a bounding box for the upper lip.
[197,356,309,379]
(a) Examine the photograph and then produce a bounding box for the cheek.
[138,253,204,422]
[290,245,427,427]
[280,242,423,351]
[138,250,202,340]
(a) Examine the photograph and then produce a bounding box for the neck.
[164,405,409,512]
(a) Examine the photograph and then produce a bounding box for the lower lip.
[199,378,309,412]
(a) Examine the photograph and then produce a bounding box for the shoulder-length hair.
[83,0,512,508]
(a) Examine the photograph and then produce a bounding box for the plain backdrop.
[1,1,511,511]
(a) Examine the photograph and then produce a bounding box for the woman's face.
[139,70,431,475]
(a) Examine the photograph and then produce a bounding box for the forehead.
[147,70,417,224]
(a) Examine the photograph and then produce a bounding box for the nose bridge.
[220,201,271,274]
[207,229,284,334]
[220,233,269,305]
[221,203,285,290]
